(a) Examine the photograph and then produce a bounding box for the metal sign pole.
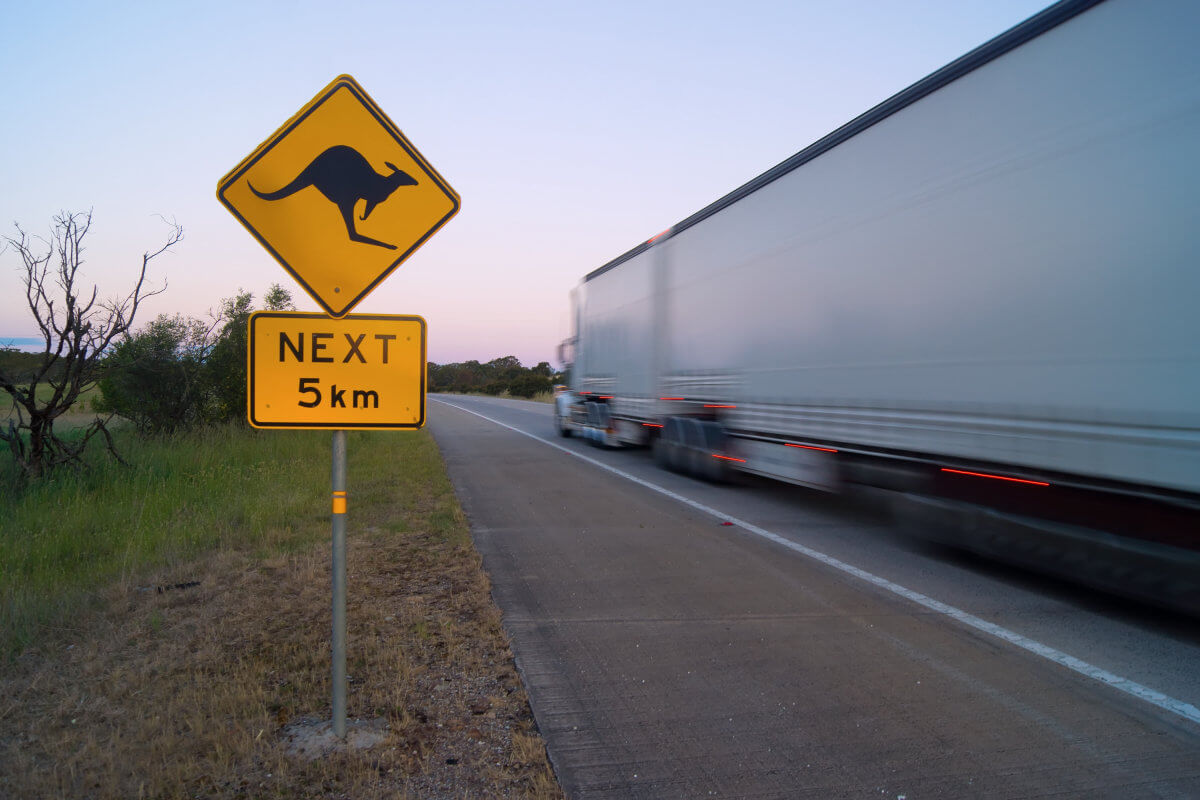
[331,430,348,739]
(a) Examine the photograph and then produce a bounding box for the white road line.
[433,397,1200,728]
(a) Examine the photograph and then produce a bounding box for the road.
[428,394,1200,799]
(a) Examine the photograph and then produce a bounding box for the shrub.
[94,314,217,434]
[97,286,292,434]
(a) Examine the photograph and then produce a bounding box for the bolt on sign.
[217,75,459,318]
[248,312,426,430]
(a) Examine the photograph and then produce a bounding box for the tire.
[659,417,683,471]
[653,427,671,468]
[682,418,707,477]
[585,402,601,445]
[699,421,730,482]
[594,403,612,448]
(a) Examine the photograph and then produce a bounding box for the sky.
[1,0,1050,367]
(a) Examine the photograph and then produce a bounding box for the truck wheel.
[659,417,683,471]
[700,421,730,482]
[555,409,572,437]
[585,402,601,445]
[683,418,707,476]
[594,403,613,448]
[657,424,676,470]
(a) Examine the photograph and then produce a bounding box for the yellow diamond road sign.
[248,312,426,430]
[218,75,459,318]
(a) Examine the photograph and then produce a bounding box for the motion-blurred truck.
[557,0,1200,612]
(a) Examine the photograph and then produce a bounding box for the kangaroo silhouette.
[249,145,417,250]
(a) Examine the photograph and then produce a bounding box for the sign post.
[331,430,347,738]
[218,74,458,741]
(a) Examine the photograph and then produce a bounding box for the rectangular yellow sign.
[248,311,425,429]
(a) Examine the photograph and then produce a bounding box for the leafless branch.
[0,210,183,478]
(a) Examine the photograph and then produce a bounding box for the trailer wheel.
[658,417,683,471]
[682,418,708,476]
[654,419,673,468]
[699,421,731,482]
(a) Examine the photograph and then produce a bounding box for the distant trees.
[0,210,182,477]
[0,348,63,384]
[428,357,558,398]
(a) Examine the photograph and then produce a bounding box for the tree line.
[427,356,560,398]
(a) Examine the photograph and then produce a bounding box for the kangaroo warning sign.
[248,311,426,429]
[218,75,459,318]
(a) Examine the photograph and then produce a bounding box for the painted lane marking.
[433,398,1200,728]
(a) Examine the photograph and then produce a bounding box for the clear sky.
[1,0,1049,367]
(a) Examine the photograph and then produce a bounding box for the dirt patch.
[0,524,562,798]
[282,717,389,760]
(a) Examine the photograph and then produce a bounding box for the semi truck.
[556,0,1200,612]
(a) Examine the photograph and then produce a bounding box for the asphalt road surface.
[428,395,1200,799]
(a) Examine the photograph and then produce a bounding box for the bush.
[508,373,553,398]
[94,314,217,434]
[97,286,292,434]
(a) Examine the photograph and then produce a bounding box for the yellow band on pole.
[332,491,348,515]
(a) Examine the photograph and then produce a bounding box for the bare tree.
[0,210,183,477]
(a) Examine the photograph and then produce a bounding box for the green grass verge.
[0,423,460,658]
[3,383,105,431]
[2,382,98,410]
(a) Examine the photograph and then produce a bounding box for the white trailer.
[561,0,1200,610]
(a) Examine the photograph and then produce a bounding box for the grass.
[0,423,562,798]
[0,424,328,655]
[2,382,106,430]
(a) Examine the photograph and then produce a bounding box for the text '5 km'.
[248,312,426,430]
[297,379,378,409]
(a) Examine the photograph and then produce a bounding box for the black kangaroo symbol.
[249,145,417,250]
